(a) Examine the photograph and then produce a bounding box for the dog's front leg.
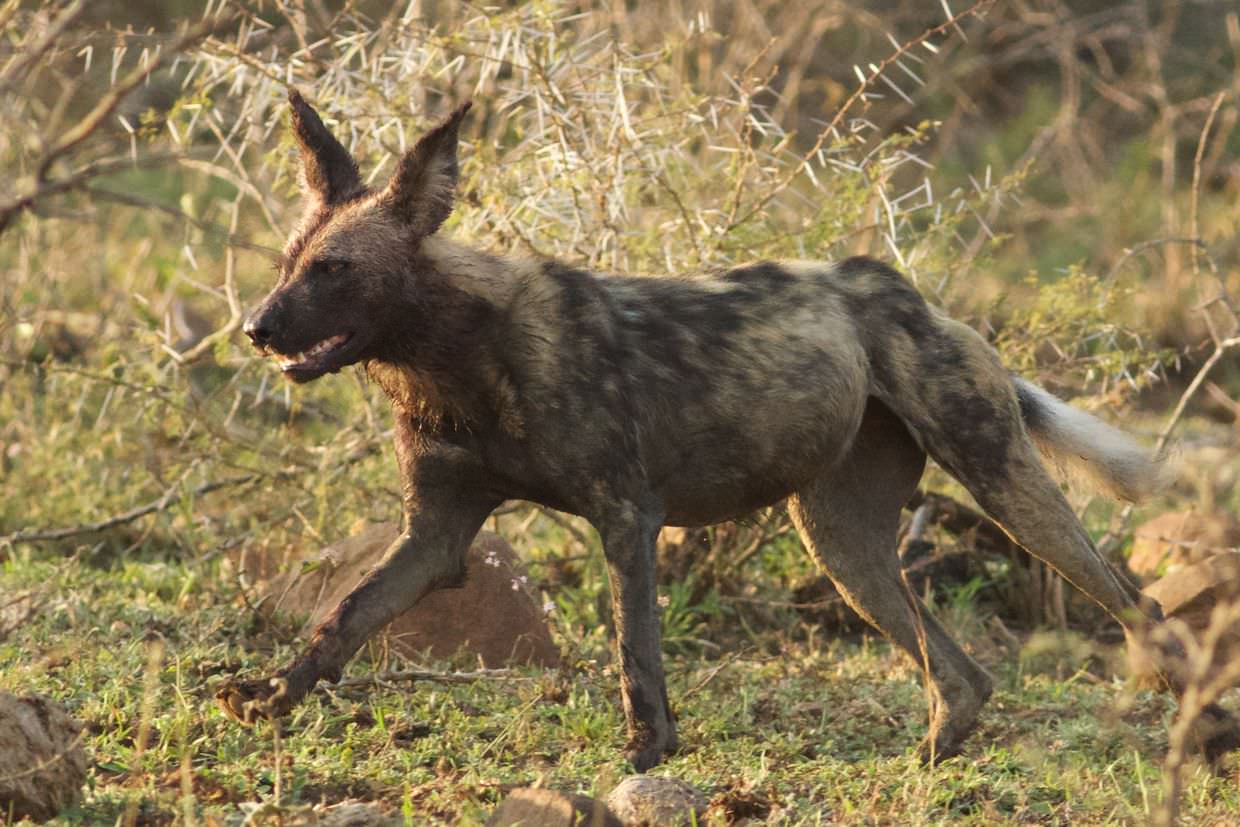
[598,500,677,771]
[217,479,497,725]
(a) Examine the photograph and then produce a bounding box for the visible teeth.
[275,334,348,370]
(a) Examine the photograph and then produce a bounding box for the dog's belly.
[651,396,866,526]
[661,478,798,527]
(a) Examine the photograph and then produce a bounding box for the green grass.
[4,2,1240,823]
[4,540,1240,825]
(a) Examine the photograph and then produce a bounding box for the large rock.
[488,788,621,827]
[0,693,89,822]
[257,523,559,668]
[1129,510,1240,579]
[605,776,708,827]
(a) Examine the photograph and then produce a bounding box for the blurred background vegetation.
[2,1,1239,823]
[4,0,1237,605]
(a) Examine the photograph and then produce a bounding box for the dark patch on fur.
[834,257,936,391]
[362,266,511,431]
[720,261,796,290]
[543,261,601,330]
[626,680,658,730]
[932,389,1011,484]
[622,280,747,351]
[833,255,882,279]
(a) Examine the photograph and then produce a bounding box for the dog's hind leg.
[790,398,993,762]
[903,325,1240,761]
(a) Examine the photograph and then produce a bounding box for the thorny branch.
[0,437,383,548]
[0,473,264,546]
[0,11,236,235]
[720,0,996,237]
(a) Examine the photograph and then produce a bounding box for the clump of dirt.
[487,788,620,827]
[0,692,89,822]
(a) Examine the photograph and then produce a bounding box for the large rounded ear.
[288,89,362,207]
[381,101,472,238]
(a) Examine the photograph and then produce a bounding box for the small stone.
[306,798,394,823]
[487,788,620,827]
[307,800,400,826]
[0,693,89,822]
[605,776,708,827]
[241,800,401,826]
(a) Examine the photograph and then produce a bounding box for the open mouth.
[269,332,355,380]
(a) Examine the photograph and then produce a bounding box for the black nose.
[243,316,272,346]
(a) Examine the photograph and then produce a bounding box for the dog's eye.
[317,259,348,276]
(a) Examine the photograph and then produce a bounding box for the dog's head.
[243,90,470,382]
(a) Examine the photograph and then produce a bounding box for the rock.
[301,800,399,826]
[605,776,708,827]
[487,788,621,827]
[1133,553,1240,685]
[245,800,401,825]
[1129,511,1240,579]
[1145,552,1240,636]
[256,523,559,668]
[0,693,89,822]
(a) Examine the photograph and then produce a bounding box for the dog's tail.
[1013,378,1173,503]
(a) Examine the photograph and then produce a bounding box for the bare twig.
[1104,237,1205,283]
[1097,333,1240,559]
[85,185,276,255]
[1204,381,1240,422]
[1154,599,1240,827]
[721,0,995,237]
[317,667,527,691]
[171,195,246,365]
[1188,93,1225,278]
[0,152,189,234]
[35,14,232,182]
[680,646,752,700]
[532,506,595,552]
[0,473,263,546]
[0,0,86,90]
[0,12,235,235]
[1096,101,1238,568]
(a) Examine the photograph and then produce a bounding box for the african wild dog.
[218,90,1240,771]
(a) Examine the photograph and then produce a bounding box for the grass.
[3,1,1240,824]
[4,532,1240,825]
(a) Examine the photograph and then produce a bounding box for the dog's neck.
[363,236,533,435]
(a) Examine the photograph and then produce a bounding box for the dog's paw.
[625,742,667,773]
[916,735,967,766]
[624,728,677,773]
[215,675,293,725]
